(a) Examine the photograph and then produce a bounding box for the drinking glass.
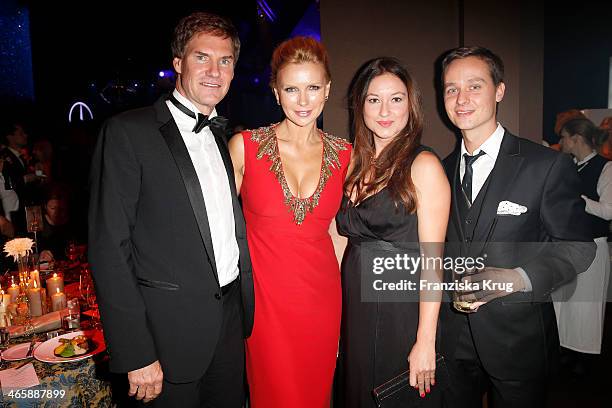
[0,327,9,350]
[26,205,43,258]
[452,267,479,313]
[26,205,43,233]
[86,290,101,330]
[61,298,80,331]
[0,315,10,350]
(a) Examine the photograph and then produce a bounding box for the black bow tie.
[167,94,228,133]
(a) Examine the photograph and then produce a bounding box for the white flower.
[4,238,34,261]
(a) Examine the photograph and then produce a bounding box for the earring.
[325,96,329,101]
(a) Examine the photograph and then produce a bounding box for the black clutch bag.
[372,354,449,408]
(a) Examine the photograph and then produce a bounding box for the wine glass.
[26,205,43,259]
[79,273,101,329]
[85,285,101,330]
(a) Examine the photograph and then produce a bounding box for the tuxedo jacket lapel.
[156,99,220,286]
[471,131,524,245]
[6,149,25,171]
[447,149,467,249]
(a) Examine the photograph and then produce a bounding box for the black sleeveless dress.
[334,146,443,408]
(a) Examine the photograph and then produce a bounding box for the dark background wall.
[2,1,611,151]
[321,0,610,156]
[543,3,612,143]
[321,0,459,157]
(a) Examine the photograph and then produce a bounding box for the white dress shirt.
[576,151,612,221]
[166,90,239,287]
[460,123,532,291]
[460,123,505,201]
[0,175,18,222]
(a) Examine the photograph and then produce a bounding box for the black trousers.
[447,318,546,408]
[148,281,245,408]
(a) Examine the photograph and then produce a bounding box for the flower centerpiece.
[3,238,35,329]
[4,238,34,287]
[4,237,34,261]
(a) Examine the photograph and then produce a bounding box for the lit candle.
[7,283,20,303]
[46,273,64,296]
[51,288,66,312]
[30,269,41,289]
[27,281,43,317]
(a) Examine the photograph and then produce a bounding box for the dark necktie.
[462,150,486,205]
[167,94,228,133]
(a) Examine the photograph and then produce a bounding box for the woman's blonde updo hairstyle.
[269,36,331,89]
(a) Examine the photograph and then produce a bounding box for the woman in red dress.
[228,36,351,407]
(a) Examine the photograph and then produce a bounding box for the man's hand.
[127,360,163,403]
[456,267,525,308]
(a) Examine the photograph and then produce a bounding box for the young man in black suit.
[439,46,595,407]
[89,12,254,407]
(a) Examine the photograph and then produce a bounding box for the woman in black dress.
[335,58,450,407]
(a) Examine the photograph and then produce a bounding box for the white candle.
[27,281,43,317]
[30,269,41,289]
[51,288,66,312]
[7,283,20,303]
[46,273,64,296]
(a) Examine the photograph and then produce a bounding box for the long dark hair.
[345,57,424,211]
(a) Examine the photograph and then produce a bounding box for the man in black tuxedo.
[0,121,33,233]
[89,12,254,407]
[438,46,595,407]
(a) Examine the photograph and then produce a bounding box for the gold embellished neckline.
[250,123,348,225]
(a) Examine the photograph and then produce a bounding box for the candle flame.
[56,287,60,294]
[34,281,38,289]
[53,273,58,278]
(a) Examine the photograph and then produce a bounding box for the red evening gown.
[241,124,351,407]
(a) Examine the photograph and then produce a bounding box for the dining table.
[0,344,114,407]
[0,263,127,407]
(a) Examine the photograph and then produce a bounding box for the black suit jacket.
[0,148,26,185]
[0,147,28,230]
[440,130,595,380]
[88,96,255,382]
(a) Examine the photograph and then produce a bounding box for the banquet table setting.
[0,239,120,407]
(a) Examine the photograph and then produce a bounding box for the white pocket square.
[497,200,527,216]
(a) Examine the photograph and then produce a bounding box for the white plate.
[34,330,105,363]
[2,342,42,361]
